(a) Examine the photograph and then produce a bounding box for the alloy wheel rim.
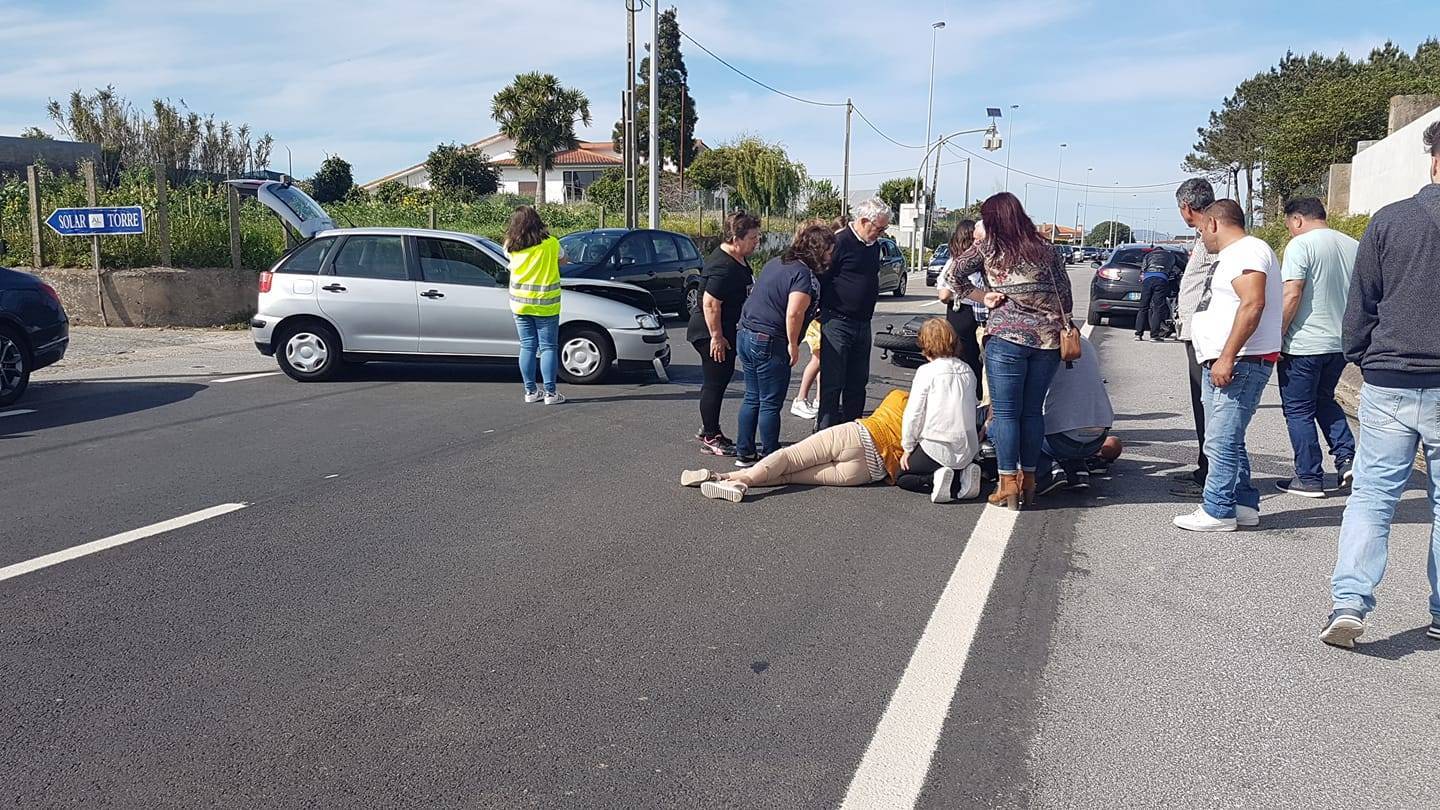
[285,332,329,373]
[561,337,602,377]
[0,336,23,393]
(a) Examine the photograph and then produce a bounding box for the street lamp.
[1110,181,1119,248]
[1080,167,1093,245]
[1003,104,1019,191]
[908,120,998,274]
[911,20,945,267]
[1051,143,1067,243]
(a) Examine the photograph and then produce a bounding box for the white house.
[362,133,622,202]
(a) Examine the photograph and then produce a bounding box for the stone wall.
[1349,101,1440,215]
[32,266,257,327]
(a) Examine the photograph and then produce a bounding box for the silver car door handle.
[321,283,346,292]
[420,289,445,299]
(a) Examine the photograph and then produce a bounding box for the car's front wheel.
[275,321,343,382]
[684,284,701,317]
[893,271,908,298]
[0,326,31,407]
[1087,304,1104,327]
[558,325,614,385]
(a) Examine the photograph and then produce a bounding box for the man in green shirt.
[1275,198,1357,498]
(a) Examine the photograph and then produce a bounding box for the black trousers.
[946,302,985,402]
[817,317,872,430]
[1134,277,1169,337]
[1184,340,1209,478]
[693,338,736,437]
[896,447,962,495]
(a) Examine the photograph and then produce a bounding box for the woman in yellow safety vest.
[504,206,566,405]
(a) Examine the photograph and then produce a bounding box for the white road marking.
[324,474,339,479]
[0,503,249,583]
[0,409,36,419]
[210,371,282,384]
[1081,321,1095,339]
[841,505,1021,809]
[921,299,946,308]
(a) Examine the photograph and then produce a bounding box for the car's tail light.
[258,271,273,293]
[38,282,63,307]
[1098,268,1121,280]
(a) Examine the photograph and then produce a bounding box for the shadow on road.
[0,380,205,438]
[1351,625,1438,661]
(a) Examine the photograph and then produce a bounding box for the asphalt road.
[4,267,1437,808]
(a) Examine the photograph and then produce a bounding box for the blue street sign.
[45,206,146,236]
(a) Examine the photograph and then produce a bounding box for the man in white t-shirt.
[1174,199,1284,532]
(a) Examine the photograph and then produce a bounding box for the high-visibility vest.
[508,236,562,316]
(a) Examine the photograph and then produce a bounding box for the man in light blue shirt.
[1275,197,1358,498]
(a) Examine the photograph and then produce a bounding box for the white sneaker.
[680,469,714,488]
[790,398,818,419]
[1236,505,1260,527]
[931,467,956,503]
[523,390,543,404]
[701,480,747,502]
[1173,507,1237,532]
[544,392,566,405]
[956,464,982,500]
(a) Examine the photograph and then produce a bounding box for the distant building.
[0,135,101,178]
[364,135,628,202]
[1037,223,1082,244]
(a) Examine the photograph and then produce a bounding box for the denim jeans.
[1277,352,1356,486]
[1331,384,1440,620]
[985,337,1061,474]
[817,317,872,430]
[737,328,792,458]
[1200,359,1272,519]
[1042,430,1108,474]
[514,314,559,395]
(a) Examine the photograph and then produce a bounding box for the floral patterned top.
[944,243,1074,350]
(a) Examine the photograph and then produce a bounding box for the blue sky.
[1,0,1433,234]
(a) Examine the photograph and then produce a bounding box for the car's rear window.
[1110,248,1150,267]
[277,237,335,274]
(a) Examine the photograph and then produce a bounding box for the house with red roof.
[361,133,625,202]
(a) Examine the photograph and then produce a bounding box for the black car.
[1086,243,1190,325]
[558,228,704,317]
[925,243,950,287]
[876,237,910,298]
[0,257,69,406]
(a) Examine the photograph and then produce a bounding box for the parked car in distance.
[1086,243,1191,325]
[1070,245,1102,264]
[0,248,69,407]
[233,181,670,386]
[926,243,950,287]
[558,228,704,317]
[877,237,909,298]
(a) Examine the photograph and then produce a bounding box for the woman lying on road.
[682,388,910,502]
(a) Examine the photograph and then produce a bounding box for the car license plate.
[1124,292,1142,301]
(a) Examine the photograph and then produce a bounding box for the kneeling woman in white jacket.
[898,318,982,502]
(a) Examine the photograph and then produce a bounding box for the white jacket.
[902,357,979,470]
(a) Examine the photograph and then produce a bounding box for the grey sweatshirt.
[1342,183,1440,388]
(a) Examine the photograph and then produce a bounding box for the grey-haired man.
[1171,178,1217,498]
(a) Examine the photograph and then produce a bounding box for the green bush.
[1253,213,1370,256]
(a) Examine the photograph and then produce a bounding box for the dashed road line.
[841,505,1020,808]
[211,371,282,384]
[0,503,249,583]
[0,409,36,419]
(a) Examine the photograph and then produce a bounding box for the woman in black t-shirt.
[687,212,762,456]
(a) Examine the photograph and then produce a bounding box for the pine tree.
[612,7,699,170]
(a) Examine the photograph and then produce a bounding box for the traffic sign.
[45,206,146,237]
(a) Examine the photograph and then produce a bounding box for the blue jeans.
[514,314,559,395]
[737,328,792,458]
[986,338,1061,474]
[1200,359,1272,519]
[1331,384,1440,620]
[1277,352,1356,486]
[1042,430,1108,474]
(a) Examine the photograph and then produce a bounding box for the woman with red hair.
[944,192,1074,509]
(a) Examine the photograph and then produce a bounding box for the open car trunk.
[225,179,336,238]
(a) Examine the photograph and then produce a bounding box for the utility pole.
[625,1,638,229]
[842,99,853,220]
[1110,181,1119,248]
[1052,143,1067,244]
[646,0,660,229]
[1003,104,1019,191]
[914,21,945,273]
[1080,167,1093,245]
[963,158,971,212]
[679,82,687,194]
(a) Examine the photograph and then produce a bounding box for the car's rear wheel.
[684,284,701,317]
[893,271,908,298]
[558,325,614,385]
[0,326,31,407]
[275,321,343,382]
[1087,304,1104,327]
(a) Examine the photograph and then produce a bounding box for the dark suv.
[559,228,704,317]
[876,237,909,297]
[1086,244,1190,325]
[0,257,69,407]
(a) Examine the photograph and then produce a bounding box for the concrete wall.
[33,267,256,327]
[0,136,101,176]
[1349,102,1440,215]
[1388,94,1440,134]
[1325,163,1352,216]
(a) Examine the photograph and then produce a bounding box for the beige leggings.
[729,422,873,488]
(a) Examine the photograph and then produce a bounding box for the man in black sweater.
[1322,119,1440,649]
[817,197,891,429]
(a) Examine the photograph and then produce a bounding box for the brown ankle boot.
[989,473,1022,510]
[1021,471,1037,505]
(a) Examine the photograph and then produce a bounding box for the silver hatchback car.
[232,181,670,384]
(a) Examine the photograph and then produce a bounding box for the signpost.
[44,206,146,237]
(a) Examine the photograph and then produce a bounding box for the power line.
[850,105,924,150]
[944,143,1184,191]
[676,28,848,108]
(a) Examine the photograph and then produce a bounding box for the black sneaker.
[1034,465,1067,496]
[1337,458,1354,488]
[1276,478,1325,498]
[1320,608,1366,648]
[1428,618,1440,640]
[698,433,737,457]
[1169,481,1205,499]
[1065,469,1091,490]
[1133,334,1145,342]
[734,453,761,468]
[1085,457,1111,476]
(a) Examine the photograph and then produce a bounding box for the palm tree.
[491,73,592,205]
